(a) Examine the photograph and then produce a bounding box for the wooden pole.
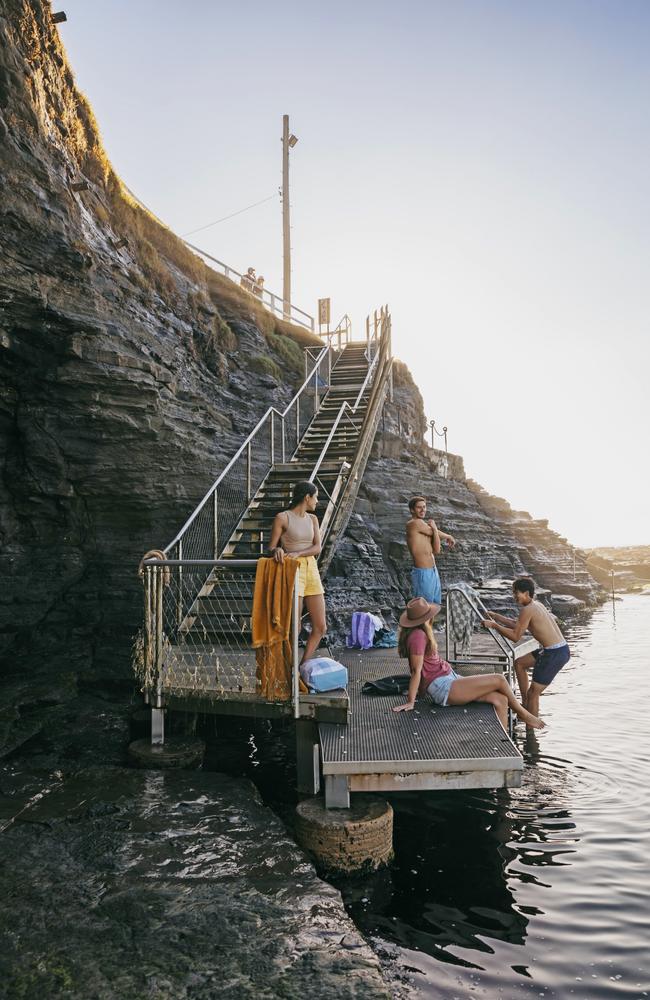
[282,115,291,320]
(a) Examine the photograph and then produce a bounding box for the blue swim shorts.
[531,643,570,686]
[411,566,442,604]
[427,669,460,707]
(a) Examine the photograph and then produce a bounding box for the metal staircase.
[135,309,393,729]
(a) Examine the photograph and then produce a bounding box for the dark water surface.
[210,594,650,999]
[339,594,650,999]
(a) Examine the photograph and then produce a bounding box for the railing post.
[270,410,275,466]
[143,565,153,705]
[328,346,332,386]
[176,540,183,626]
[296,396,301,448]
[213,490,219,559]
[154,564,164,727]
[293,574,300,719]
[246,441,252,501]
[282,416,286,463]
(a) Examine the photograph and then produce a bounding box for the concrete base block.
[127,737,205,770]
[295,794,393,874]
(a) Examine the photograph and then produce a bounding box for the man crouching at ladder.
[482,576,571,720]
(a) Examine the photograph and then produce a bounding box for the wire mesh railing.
[134,560,301,738]
[134,309,388,723]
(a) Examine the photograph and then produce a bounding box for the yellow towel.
[252,557,307,701]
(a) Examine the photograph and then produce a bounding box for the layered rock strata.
[327,395,605,641]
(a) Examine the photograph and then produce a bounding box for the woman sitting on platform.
[269,480,327,665]
[393,597,544,729]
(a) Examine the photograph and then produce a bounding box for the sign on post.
[318,297,331,332]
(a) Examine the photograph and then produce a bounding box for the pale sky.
[57,0,649,548]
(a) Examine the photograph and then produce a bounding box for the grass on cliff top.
[22,1,320,353]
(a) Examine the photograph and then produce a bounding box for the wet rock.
[0,767,391,998]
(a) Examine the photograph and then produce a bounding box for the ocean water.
[203,593,650,998]
[338,593,650,998]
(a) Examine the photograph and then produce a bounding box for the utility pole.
[282,114,298,320]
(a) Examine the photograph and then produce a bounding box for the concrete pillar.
[127,737,205,770]
[295,719,320,795]
[295,794,393,875]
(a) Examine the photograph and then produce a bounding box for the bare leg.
[526,680,546,719]
[301,593,327,664]
[475,691,509,730]
[515,652,535,707]
[447,673,545,729]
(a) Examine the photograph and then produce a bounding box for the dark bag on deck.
[361,674,411,696]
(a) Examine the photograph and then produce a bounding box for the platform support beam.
[324,774,350,809]
[151,707,165,745]
[296,719,320,794]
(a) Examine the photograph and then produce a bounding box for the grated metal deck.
[318,649,523,799]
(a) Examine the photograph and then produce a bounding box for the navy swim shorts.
[531,643,570,686]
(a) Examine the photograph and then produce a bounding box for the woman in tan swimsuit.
[269,480,327,664]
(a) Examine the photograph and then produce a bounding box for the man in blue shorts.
[405,496,456,615]
[482,576,571,720]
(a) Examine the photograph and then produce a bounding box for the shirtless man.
[482,576,570,720]
[406,496,456,614]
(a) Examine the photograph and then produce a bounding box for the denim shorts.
[427,669,460,706]
[531,643,570,686]
[411,566,442,604]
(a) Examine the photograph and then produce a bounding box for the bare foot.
[524,710,545,730]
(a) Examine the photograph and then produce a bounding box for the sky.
[57,0,649,548]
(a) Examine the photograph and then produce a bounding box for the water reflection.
[338,596,650,998]
[200,596,650,998]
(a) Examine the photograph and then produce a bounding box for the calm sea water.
[338,593,650,999]
[208,593,650,999]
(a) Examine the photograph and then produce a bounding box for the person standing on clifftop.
[482,576,570,720]
[406,496,456,615]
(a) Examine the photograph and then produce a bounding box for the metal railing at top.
[365,306,386,357]
[316,314,353,350]
[184,240,315,332]
[136,558,302,743]
[312,310,393,549]
[310,308,391,483]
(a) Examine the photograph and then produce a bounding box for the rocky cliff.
[328,364,605,640]
[1,0,605,744]
[0,0,317,700]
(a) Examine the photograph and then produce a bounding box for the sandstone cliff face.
[327,375,605,640]
[0,0,313,694]
[0,1,605,753]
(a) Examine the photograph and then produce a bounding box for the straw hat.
[399,596,436,628]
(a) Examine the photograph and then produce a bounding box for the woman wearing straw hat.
[393,597,544,730]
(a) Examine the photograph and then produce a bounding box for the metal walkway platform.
[318,648,523,807]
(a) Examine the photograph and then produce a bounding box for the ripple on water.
[333,596,650,999]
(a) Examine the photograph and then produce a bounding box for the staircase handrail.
[184,240,315,332]
[163,340,333,555]
[317,312,393,568]
[308,310,388,482]
[308,402,358,482]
